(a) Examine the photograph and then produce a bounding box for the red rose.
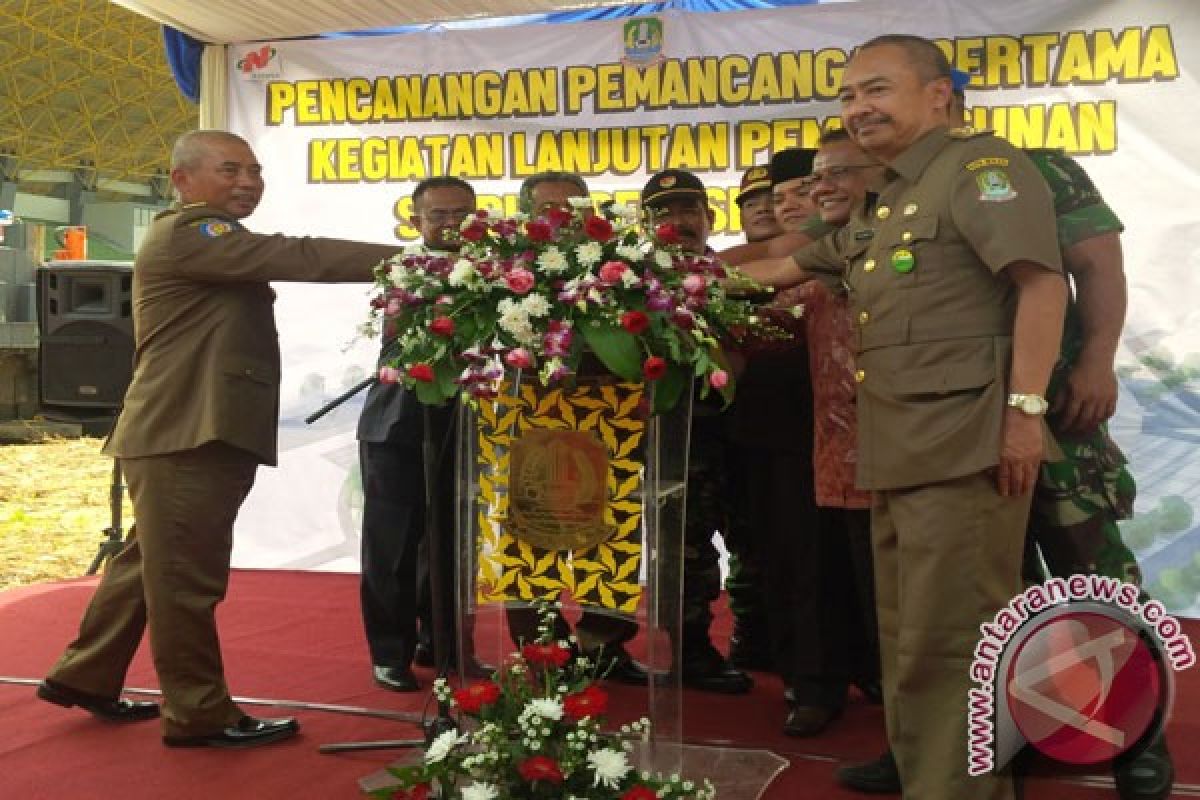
[621,786,658,800]
[620,310,650,335]
[460,220,488,241]
[525,219,554,242]
[642,356,667,381]
[655,223,680,244]
[517,755,564,784]
[391,783,431,800]
[430,316,455,337]
[407,363,434,382]
[547,207,573,228]
[583,214,614,242]
[521,642,572,668]
[452,680,501,714]
[563,684,609,719]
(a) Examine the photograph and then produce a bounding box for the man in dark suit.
[357,177,475,692]
[37,130,399,748]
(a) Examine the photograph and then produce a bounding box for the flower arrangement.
[369,606,715,800]
[368,197,769,413]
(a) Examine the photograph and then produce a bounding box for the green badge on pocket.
[891,248,915,273]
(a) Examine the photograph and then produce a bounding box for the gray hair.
[517,171,589,214]
[171,130,250,171]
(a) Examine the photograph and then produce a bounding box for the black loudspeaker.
[37,261,135,409]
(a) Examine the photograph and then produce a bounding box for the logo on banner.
[237,44,282,79]
[622,17,664,67]
[967,577,1195,778]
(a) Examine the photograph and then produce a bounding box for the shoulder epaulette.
[946,126,993,139]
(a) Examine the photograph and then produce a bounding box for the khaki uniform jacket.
[105,203,398,465]
[796,127,1062,491]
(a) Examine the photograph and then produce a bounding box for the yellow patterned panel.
[475,380,645,613]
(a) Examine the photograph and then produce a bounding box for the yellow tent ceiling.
[109,0,649,44]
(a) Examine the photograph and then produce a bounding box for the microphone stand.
[316,386,460,754]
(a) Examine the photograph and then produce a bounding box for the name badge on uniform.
[853,228,875,241]
[891,248,915,274]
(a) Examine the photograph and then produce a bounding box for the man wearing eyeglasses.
[357,177,477,693]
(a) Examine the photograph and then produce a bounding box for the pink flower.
[505,348,533,369]
[682,274,708,294]
[709,369,729,389]
[378,366,401,384]
[642,356,667,381]
[598,260,629,286]
[583,214,614,241]
[430,317,455,337]
[620,310,650,335]
[505,268,536,295]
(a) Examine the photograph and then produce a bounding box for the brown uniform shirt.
[795,127,1062,491]
[106,202,398,465]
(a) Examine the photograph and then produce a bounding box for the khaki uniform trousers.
[48,442,259,737]
[873,471,1030,800]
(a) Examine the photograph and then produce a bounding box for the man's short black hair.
[412,176,475,209]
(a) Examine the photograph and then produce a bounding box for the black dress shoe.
[836,749,902,794]
[1114,734,1174,800]
[853,678,884,705]
[163,715,299,749]
[413,643,434,668]
[37,679,160,723]
[585,649,658,686]
[728,628,772,671]
[680,658,753,694]
[373,665,419,692]
[783,704,842,737]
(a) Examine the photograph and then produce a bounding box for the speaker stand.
[85,456,126,575]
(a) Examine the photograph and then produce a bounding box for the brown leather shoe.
[37,679,160,723]
[163,715,299,749]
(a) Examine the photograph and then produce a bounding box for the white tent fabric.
[110,0,651,44]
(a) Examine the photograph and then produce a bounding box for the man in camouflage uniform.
[1023,148,1140,586]
[1022,145,1171,800]
[641,168,753,694]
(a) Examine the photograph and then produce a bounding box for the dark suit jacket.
[105,202,397,465]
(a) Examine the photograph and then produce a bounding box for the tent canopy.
[110,1,665,43]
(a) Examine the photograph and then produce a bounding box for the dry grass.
[0,437,133,591]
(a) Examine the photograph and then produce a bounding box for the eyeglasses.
[421,208,473,223]
[808,164,878,185]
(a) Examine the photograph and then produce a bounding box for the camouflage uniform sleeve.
[1025,149,1124,250]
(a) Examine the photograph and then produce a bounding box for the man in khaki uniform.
[38,130,399,748]
[743,35,1066,799]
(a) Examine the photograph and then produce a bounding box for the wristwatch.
[1006,392,1049,415]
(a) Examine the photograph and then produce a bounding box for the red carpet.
[0,570,1196,799]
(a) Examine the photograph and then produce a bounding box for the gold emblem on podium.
[506,429,612,551]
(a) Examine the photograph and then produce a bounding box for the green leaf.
[652,363,688,414]
[414,359,459,405]
[580,323,642,382]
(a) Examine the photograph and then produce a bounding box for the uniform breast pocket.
[881,215,939,287]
